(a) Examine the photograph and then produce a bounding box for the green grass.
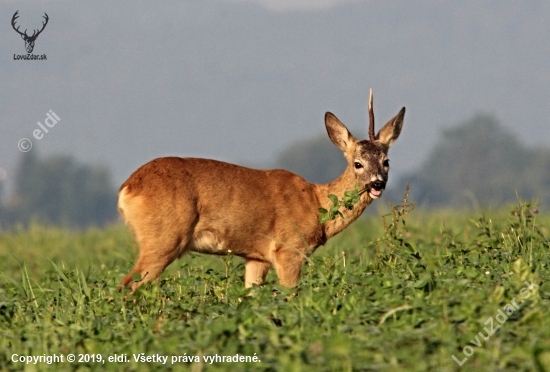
[0,200,549,371]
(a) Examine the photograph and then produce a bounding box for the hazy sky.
[232,0,359,12]
[1,1,549,197]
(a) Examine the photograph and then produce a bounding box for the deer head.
[12,11,49,54]
[325,89,405,201]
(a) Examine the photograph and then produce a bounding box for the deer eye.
[354,162,363,169]
[383,159,390,167]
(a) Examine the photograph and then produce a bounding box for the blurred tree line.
[1,113,548,230]
[399,114,550,208]
[276,113,550,209]
[277,135,346,184]
[0,152,117,229]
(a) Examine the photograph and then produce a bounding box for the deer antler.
[31,13,49,39]
[11,11,26,38]
[368,88,376,141]
[11,11,49,40]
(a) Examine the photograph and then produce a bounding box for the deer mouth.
[369,189,382,199]
[368,180,385,199]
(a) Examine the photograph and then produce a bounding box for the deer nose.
[371,180,385,191]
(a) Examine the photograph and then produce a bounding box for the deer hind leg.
[118,189,196,293]
[244,259,272,288]
[272,246,304,287]
[120,233,190,293]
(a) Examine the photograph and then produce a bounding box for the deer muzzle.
[368,180,386,199]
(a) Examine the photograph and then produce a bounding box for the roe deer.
[119,90,405,293]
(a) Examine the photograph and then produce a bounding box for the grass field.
[0,198,549,371]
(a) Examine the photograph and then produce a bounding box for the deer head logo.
[12,11,49,54]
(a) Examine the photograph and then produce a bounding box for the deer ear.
[325,112,357,153]
[376,107,405,148]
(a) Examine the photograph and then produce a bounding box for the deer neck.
[314,167,373,240]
